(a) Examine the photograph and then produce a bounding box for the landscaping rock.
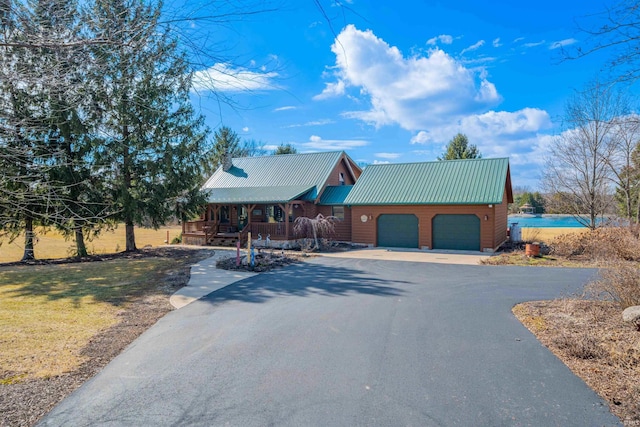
[622,305,640,330]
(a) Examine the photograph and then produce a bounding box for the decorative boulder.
[622,306,640,330]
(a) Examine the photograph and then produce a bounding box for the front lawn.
[0,247,214,427]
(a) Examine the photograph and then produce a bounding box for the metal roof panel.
[344,158,510,205]
[318,185,353,205]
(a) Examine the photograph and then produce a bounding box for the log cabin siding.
[351,203,505,251]
[325,159,357,186]
[316,205,352,242]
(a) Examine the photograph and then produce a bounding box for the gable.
[202,151,360,204]
[344,158,511,206]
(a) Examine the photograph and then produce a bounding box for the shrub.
[552,330,606,360]
[550,226,640,262]
[586,262,640,309]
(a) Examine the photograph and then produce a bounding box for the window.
[332,206,345,220]
[339,172,345,185]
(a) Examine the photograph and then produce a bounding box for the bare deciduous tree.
[543,81,627,229]
[567,1,640,83]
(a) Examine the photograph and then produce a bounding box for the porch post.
[285,203,290,240]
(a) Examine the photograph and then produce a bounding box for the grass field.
[0,225,183,264]
[0,256,185,382]
[520,227,586,243]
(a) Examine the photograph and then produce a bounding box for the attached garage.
[344,158,514,252]
[377,214,418,248]
[432,214,480,251]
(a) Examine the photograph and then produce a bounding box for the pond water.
[507,215,601,228]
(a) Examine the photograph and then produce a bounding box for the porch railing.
[183,220,216,234]
[249,222,287,240]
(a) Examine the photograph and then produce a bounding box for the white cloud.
[313,80,346,100]
[549,38,578,50]
[460,40,485,55]
[426,34,454,45]
[523,40,545,48]
[492,38,502,48]
[273,106,296,112]
[410,108,554,188]
[372,160,390,165]
[242,127,249,132]
[191,63,278,92]
[319,25,501,130]
[410,131,431,144]
[300,134,369,151]
[375,152,401,159]
[284,119,334,128]
[411,108,551,145]
[513,37,525,43]
[262,144,281,151]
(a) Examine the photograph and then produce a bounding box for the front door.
[238,205,248,230]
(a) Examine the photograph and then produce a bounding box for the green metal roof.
[344,158,510,206]
[202,151,350,203]
[318,185,353,205]
[206,186,314,204]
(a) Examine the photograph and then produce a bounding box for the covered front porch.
[182,201,312,247]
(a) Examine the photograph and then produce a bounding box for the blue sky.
[174,0,623,190]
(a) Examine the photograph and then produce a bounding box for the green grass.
[0,257,182,380]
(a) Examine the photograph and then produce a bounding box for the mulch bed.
[514,299,640,424]
[0,246,215,427]
[216,250,303,272]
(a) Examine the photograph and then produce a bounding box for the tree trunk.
[125,222,136,252]
[21,217,35,261]
[312,222,319,251]
[75,226,88,258]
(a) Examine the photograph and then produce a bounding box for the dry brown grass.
[520,227,585,243]
[0,257,182,381]
[514,299,640,424]
[0,247,215,427]
[0,225,183,263]
[550,227,640,262]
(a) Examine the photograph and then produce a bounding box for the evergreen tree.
[32,0,113,257]
[438,133,481,160]
[0,0,58,260]
[273,143,298,155]
[88,0,209,252]
[203,126,246,176]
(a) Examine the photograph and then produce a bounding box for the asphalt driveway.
[40,257,620,426]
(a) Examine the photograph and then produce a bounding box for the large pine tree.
[88,0,209,251]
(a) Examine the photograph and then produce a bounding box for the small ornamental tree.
[293,213,338,251]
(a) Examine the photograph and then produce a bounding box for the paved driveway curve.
[39,258,620,426]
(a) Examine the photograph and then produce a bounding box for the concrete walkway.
[169,250,257,309]
[320,247,492,265]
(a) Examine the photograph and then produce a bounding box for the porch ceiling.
[205,185,314,204]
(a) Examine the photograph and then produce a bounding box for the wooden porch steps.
[207,237,238,247]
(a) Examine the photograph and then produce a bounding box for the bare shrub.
[586,262,640,309]
[552,330,607,359]
[550,226,640,261]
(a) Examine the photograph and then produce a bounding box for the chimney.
[222,148,233,172]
